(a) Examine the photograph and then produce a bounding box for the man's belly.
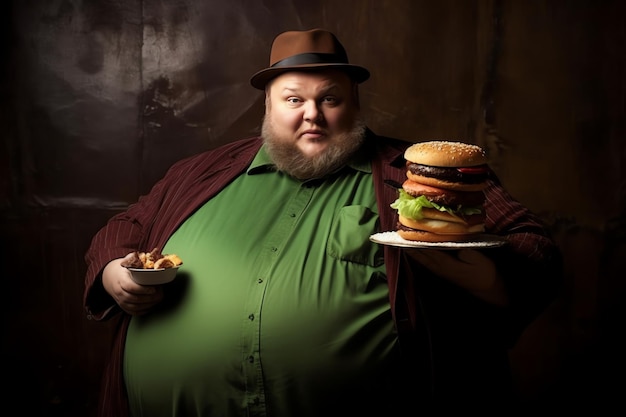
[123,265,399,417]
[123,179,400,416]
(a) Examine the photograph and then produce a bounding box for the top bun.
[404,141,487,167]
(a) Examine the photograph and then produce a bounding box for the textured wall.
[2,0,624,415]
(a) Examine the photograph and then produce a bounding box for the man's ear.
[264,89,271,113]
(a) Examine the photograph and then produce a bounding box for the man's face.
[262,69,365,179]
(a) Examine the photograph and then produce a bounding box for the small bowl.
[127,266,181,285]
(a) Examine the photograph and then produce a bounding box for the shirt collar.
[247,143,372,175]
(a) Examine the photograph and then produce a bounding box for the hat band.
[271,52,348,68]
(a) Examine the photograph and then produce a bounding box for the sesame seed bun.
[404,141,488,167]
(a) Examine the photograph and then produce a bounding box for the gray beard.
[262,117,367,180]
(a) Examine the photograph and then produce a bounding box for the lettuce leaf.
[389,189,482,220]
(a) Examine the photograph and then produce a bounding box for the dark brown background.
[2,0,624,415]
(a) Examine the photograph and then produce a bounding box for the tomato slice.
[457,166,488,174]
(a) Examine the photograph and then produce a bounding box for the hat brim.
[250,63,370,90]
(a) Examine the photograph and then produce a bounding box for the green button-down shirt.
[124,145,402,417]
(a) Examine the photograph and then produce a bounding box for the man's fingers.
[456,248,485,264]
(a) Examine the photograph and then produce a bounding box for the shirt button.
[257,278,263,284]
[248,356,254,363]
[289,213,296,217]
[248,314,255,321]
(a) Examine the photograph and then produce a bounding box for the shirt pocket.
[327,205,384,267]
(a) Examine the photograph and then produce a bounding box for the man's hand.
[407,248,509,306]
[102,253,164,315]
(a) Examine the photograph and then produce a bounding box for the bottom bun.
[398,215,485,235]
[397,229,474,242]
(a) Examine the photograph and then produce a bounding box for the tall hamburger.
[390,141,490,242]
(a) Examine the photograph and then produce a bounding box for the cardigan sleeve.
[83,137,262,320]
[83,159,193,320]
[482,172,564,345]
[406,171,563,349]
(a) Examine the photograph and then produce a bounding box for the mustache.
[261,117,367,180]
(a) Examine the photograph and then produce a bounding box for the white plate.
[126,266,181,285]
[369,231,507,249]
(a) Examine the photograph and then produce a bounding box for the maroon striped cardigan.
[84,131,562,416]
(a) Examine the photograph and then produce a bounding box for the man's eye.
[287,97,301,104]
[322,97,337,104]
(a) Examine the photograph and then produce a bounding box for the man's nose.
[303,102,323,123]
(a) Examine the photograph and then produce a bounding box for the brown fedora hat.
[250,28,370,90]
